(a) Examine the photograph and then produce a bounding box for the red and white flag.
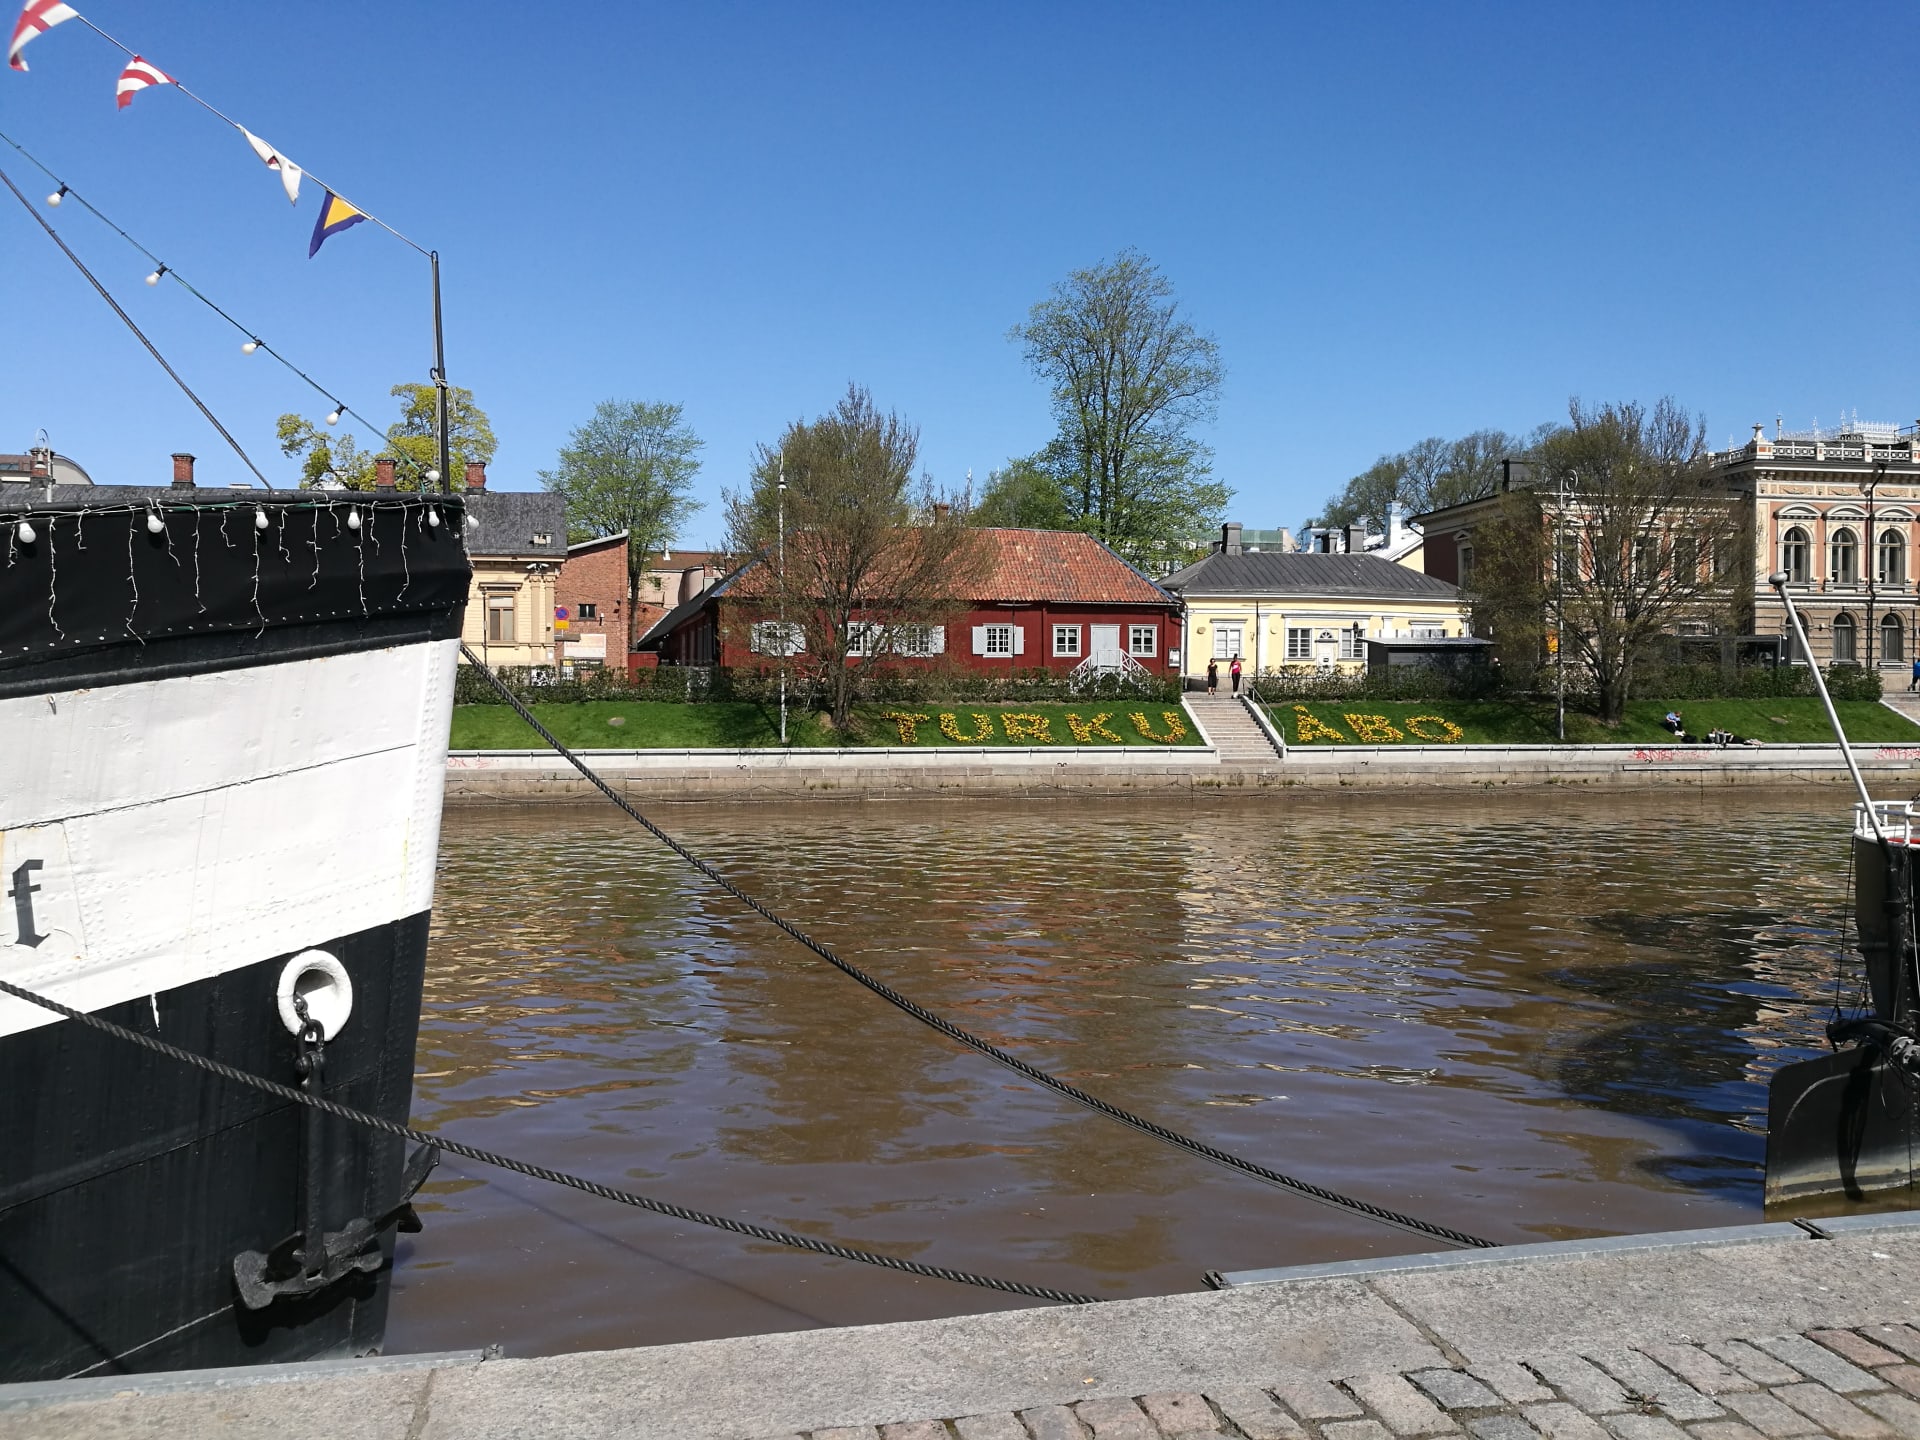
[239,125,302,205]
[8,0,78,72]
[114,55,172,108]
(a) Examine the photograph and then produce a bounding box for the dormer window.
[533,531,552,546]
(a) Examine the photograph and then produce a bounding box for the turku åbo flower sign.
[879,708,1193,745]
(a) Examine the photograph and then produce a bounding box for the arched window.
[1782,526,1810,583]
[1833,612,1857,663]
[1832,528,1859,585]
[1880,529,1906,587]
[1883,613,1905,664]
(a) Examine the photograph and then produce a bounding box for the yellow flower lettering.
[1405,714,1465,743]
[1001,712,1052,741]
[938,712,994,743]
[1291,705,1349,743]
[1065,712,1124,744]
[1343,713,1405,743]
[1129,710,1189,743]
[880,710,931,744]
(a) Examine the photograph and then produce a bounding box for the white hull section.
[0,639,458,1036]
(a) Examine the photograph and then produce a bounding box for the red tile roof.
[974,528,1174,606]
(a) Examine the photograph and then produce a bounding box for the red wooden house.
[636,528,1182,678]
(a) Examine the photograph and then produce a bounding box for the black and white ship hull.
[0,487,469,1381]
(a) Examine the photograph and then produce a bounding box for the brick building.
[555,531,629,672]
[637,528,1180,679]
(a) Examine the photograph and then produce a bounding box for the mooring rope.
[0,975,1100,1306]
[464,647,1498,1251]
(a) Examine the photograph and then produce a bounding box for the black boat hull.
[1765,1044,1920,1207]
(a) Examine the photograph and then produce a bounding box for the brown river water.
[384,788,1868,1358]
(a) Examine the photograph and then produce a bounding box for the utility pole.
[777,465,788,746]
[1866,461,1885,672]
[430,251,451,493]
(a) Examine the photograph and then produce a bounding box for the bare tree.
[724,386,986,730]
[1465,398,1748,722]
[1010,249,1229,568]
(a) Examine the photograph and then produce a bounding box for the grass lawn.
[1269,696,1920,746]
[450,700,1203,750]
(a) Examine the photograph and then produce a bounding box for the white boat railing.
[1855,800,1919,843]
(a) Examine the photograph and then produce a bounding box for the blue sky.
[4,2,1915,541]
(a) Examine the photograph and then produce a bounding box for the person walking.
[1230,654,1243,695]
[1205,657,1219,696]
[1909,655,1920,692]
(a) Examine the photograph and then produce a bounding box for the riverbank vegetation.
[1273,697,1920,747]
[449,700,1203,750]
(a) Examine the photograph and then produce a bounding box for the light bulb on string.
[241,338,260,356]
[15,520,36,545]
[427,508,442,529]
[465,512,479,531]
[346,507,362,531]
[324,406,341,426]
[424,469,440,485]
[254,507,270,531]
[145,264,167,287]
[145,510,166,535]
[46,185,66,207]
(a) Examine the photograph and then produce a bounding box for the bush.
[454,662,1181,708]
[1247,663,1504,703]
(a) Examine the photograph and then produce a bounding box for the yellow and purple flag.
[308,189,366,258]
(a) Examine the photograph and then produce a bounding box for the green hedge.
[454,663,1181,708]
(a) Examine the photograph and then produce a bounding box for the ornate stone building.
[1712,421,1920,672]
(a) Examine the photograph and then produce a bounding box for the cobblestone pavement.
[751,1325,1920,1440]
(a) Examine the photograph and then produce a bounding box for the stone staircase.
[1882,692,1920,726]
[1185,692,1285,765]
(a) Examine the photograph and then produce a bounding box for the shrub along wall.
[455,663,1181,708]
[1248,661,1881,705]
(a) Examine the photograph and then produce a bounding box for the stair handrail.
[1241,676,1288,759]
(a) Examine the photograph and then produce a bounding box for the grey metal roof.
[463,490,567,559]
[1162,551,1462,599]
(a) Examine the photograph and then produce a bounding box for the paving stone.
[1642,1346,1758,1397]
[1471,1364,1556,1407]
[1600,1417,1690,1440]
[1815,1333,1908,1370]
[1466,1418,1541,1440]
[1705,1344,1806,1389]
[1860,1392,1920,1440]
[1586,1352,1724,1422]
[1521,1403,1612,1440]
[1271,1378,1365,1421]
[954,1418,1027,1440]
[880,1425,951,1440]
[1715,1392,1821,1438]
[1687,1425,1768,1440]
[1073,1398,1156,1440]
[1527,1355,1635,1415]
[1343,1373,1459,1435]
[1139,1393,1221,1436]
[1757,1337,1887,1394]
[815,1430,883,1440]
[1020,1407,1089,1440]
[1773,1383,1894,1438]
[1413,1371,1506,1412]
[1883,1368,1920,1400]
[1322,1423,1396,1440]
[1206,1389,1304,1440]
[1864,1329,1920,1366]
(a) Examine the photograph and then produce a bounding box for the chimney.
[1222,521,1243,556]
[933,501,951,522]
[171,453,196,489]
[374,457,397,490]
[1346,523,1367,554]
[465,461,487,490]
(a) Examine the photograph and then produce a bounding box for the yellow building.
[1162,532,1470,679]
[458,479,568,672]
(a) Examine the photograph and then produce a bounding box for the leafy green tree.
[540,399,704,650]
[970,449,1075,530]
[1010,249,1230,567]
[277,383,496,491]
[1309,427,1553,534]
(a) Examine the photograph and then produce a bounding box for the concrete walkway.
[10,1215,1920,1440]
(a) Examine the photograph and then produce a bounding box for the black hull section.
[1765,1043,1920,1206]
[0,913,430,1382]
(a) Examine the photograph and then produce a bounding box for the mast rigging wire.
[0,975,1097,1306]
[461,648,1499,1251]
[0,159,275,491]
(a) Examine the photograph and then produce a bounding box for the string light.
[254,507,269,531]
[145,264,167,286]
[241,338,259,355]
[46,184,66,207]
[346,507,362,531]
[145,510,165,535]
[324,406,341,426]
[424,468,440,485]
[15,520,36,545]
[426,508,441,529]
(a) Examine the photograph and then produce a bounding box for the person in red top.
[1230,654,1243,694]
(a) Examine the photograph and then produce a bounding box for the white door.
[1090,624,1122,668]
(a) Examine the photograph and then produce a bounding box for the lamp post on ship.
[778,466,788,747]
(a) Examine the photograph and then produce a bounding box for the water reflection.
[386,789,1863,1358]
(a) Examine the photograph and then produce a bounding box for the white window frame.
[485,593,516,645]
[892,624,943,658]
[1284,627,1311,661]
[1339,625,1364,661]
[750,620,805,656]
[983,624,1014,657]
[1410,623,1445,640]
[1053,624,1082,657]
[1128,624,1156,657]
[1212,623,1244,660]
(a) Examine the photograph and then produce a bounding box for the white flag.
[239,125,302,205]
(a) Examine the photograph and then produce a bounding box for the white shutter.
[972,625,989,655]
[1013,625,1026,655]
[749,622,766,655]
[928,625,945,655]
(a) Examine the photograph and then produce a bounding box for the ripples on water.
[385,789,1864,1357]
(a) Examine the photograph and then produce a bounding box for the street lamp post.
[1866,461,1885,673]
[778,466,788,746]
